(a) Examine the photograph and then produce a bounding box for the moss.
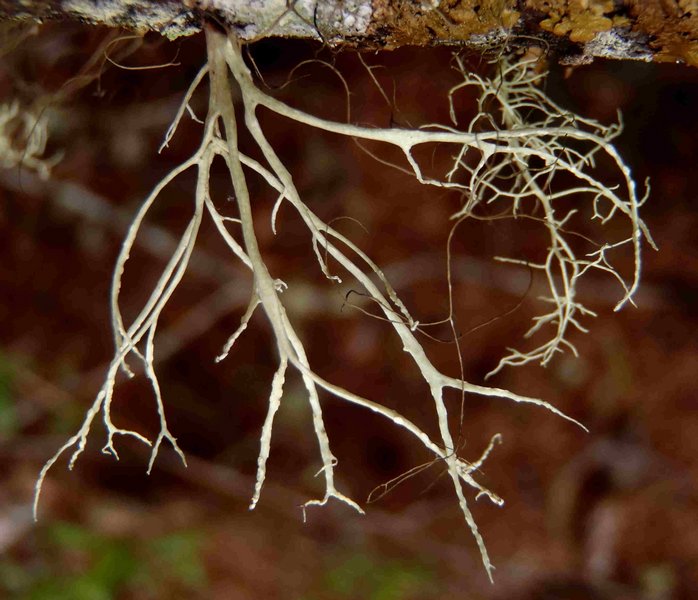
[369,0,521,49]
[528,0,698,65]
[537,0,613,43]
[628,0,698,66]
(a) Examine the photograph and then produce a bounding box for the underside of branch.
[2,1,697,66]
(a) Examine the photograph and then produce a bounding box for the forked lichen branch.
[34,25,653,582]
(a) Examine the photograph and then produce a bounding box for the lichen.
[61,0,198,38]
[582,28,652,62]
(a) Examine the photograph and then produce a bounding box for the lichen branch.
[35,26,652,584]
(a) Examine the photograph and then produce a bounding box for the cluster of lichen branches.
[34,25,652,581]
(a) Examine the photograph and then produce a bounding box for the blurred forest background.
[1,23,698,599]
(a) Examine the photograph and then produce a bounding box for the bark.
[1,0,697,67]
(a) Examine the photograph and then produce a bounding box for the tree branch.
[2,1,697,66]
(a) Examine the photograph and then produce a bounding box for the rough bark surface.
[1,1,697,65]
